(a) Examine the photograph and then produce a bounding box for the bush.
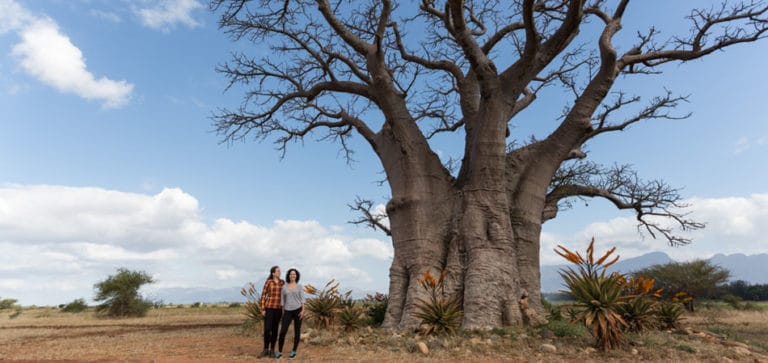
[542,319,587,338]
[363,292,388,327]
[556,238,627,350]
[93,268,155,317]
[62,298,89,313]
[304,280,343,329]
[337,305,366,331]
[657,298,687,330]
[542,298,563,321]
[413,270,463,336]
[617,276,662,333]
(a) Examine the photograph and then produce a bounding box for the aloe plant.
[556,238,627,350]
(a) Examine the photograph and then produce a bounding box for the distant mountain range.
[145,252,768,304]
[541,252,768,293]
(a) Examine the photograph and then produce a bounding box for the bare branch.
[544,162,705,245]
[619,2,768,68]
[391,23,464,82]
[348,197,391,236]
[582,91,691,143]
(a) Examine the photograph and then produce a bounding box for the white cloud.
[348,238,393,260]
[0,0,32,34]
[215,268,246,280]
[89,9,122,23]
[0,184,391,306]
[2,1,133,107]
[734,136,750,154]
[11,18,133,108]
[542,194,768,264]
[136,0,203,31]
[734,135,768,155]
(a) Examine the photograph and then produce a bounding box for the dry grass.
[1,305,767,362]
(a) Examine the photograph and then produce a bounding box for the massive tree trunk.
[381,98,555,330]
[381,169,552,330]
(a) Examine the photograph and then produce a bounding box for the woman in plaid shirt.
[258,266,284,358]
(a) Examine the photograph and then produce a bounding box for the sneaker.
[257,350,269,358]
[289,351,296,359]
[275,352,282,359]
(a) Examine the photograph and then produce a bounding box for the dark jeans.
[263,308,283,351]
[278,308,302,353]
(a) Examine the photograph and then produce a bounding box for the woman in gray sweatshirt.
[276,268,306,359]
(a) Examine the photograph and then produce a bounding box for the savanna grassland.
[1,303,767,362]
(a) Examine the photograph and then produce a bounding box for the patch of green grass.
[541,319,587,338]
[674,344,696,353]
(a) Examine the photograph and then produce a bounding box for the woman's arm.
[259,280,270,316]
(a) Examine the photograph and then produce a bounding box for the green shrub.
[229,302,241,308]
[556,238,627,350]
[337,305,366,332]
[617,276,662,333]
[413,270,463,336]
[542,298,563,321]
[542,319,586,338]
[93,268,155,317]
[721,294,743,309]
[363,292,388,327]
[62,298,89,313]
[304,280,343,329]
[657,299,686,329]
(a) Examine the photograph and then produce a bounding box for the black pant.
[263,308,282,351]
[278,308,302,353]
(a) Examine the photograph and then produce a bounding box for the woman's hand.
[261,310,266,317]
[299,310,304,319]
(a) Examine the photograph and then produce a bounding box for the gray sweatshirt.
[281,283,306,311]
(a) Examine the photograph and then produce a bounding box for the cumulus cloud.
[0,184,391,305]
[541,193,768,265]
[2,0,133,108]
[11,19,133,108]
[136,0,203,31]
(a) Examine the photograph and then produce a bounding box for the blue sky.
[1,0,766,306]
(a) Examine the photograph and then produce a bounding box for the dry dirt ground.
[1,305,767,362]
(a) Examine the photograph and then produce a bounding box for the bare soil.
[1,305,767,362]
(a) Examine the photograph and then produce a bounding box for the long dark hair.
[285,268,301,283]
[267,266,280,281]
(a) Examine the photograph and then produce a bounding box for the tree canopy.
[633,260,730,310]
[94,268,155,317]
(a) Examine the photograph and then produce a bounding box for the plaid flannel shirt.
[260,278,284,310]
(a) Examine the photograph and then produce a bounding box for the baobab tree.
[210,0,767,329]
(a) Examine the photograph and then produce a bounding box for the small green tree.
[0,297,19,310]
[634,260,729,311]
[62,298,89,313]
[94,268,155,317]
